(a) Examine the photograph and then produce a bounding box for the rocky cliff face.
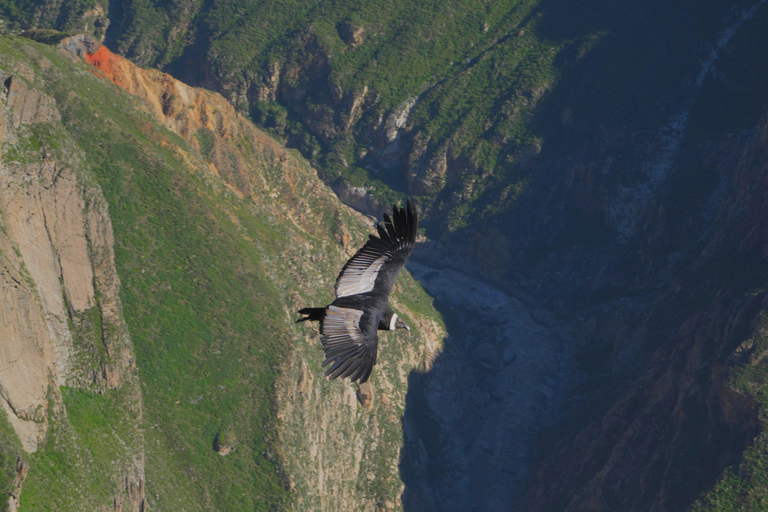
[87,0,762,232]
[360,4,768,509]
[87,42,444,512]
[509,9,768,509]
[0,38,144,511]
[518,110,768,511]
[0,35,445,511]
[277,279,444,512]
[77,39,444,512]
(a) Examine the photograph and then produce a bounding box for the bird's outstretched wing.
[335,199,418,299]
[320,306,378,383]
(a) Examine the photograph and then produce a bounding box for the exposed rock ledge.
[0,38,145,511]
[0,64,133,451]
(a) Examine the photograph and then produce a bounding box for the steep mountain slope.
[106,2,768,511]
[520,111,768,511]
[0,0,108,38]
[0,36,145,511]
[8,0,758,227]
[90,0,765,227]
[6,1,768,511]
[0,34,443,511]
[515,6,768,509]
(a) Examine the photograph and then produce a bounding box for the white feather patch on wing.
[389,313,398,331]
[323,306,365,342]
[336,254,389,297]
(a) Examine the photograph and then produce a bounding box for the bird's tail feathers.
[296,307,326,323]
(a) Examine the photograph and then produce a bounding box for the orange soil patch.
[84,45,122,84]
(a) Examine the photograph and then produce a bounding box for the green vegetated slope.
[0,0,108,36]
[99,0,757,231]
[3,0,721,225]
[6,1,768,510]
[0,408,21,510]
[20,388,144,510]
[522,3,768,505]
[0,33,283,510]
[0,35,442,511]
[98,1,768,510]
[106,0,566,224]
[695,319,768,512]
[692,311,768,512]
[5,0,763,227]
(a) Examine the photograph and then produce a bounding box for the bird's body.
[297,199,418,383]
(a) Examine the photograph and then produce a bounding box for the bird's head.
[386,312,411,331]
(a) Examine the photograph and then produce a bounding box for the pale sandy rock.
[0,64,138,459]
[343,85,368,131]
[112,471,146,512]
[214,434,236,456]
[0,238,56,451]
[0,161,74,450]
[357,381,373,408]
[254,61,281,101]
[4,75,60,128]
[58,34,101,58]
[338,22,365,46]
[418,145,449,196]
[332,181,386,216]
[6,456,28,512]
[385,97,417,143]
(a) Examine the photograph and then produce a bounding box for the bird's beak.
[395,318,410,331]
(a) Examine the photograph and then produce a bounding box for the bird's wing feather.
[320,306,378,383]
[335,199,418,299]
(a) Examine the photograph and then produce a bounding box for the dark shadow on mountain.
[103,0,124,49]
[398,255,574,511]
[399,0,768,510]
[398,369,444,511]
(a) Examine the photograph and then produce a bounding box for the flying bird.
[296,199,418,383]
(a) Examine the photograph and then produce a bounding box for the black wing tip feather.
[407,198,417,239]
[296,307,325,323]
[322,355,373,382]
[375,198,418,245]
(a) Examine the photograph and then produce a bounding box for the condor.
[297,199,418,383]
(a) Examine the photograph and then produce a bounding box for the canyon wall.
[78,38,444,512]
[0,38,144,511]
[0,33,444,511]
